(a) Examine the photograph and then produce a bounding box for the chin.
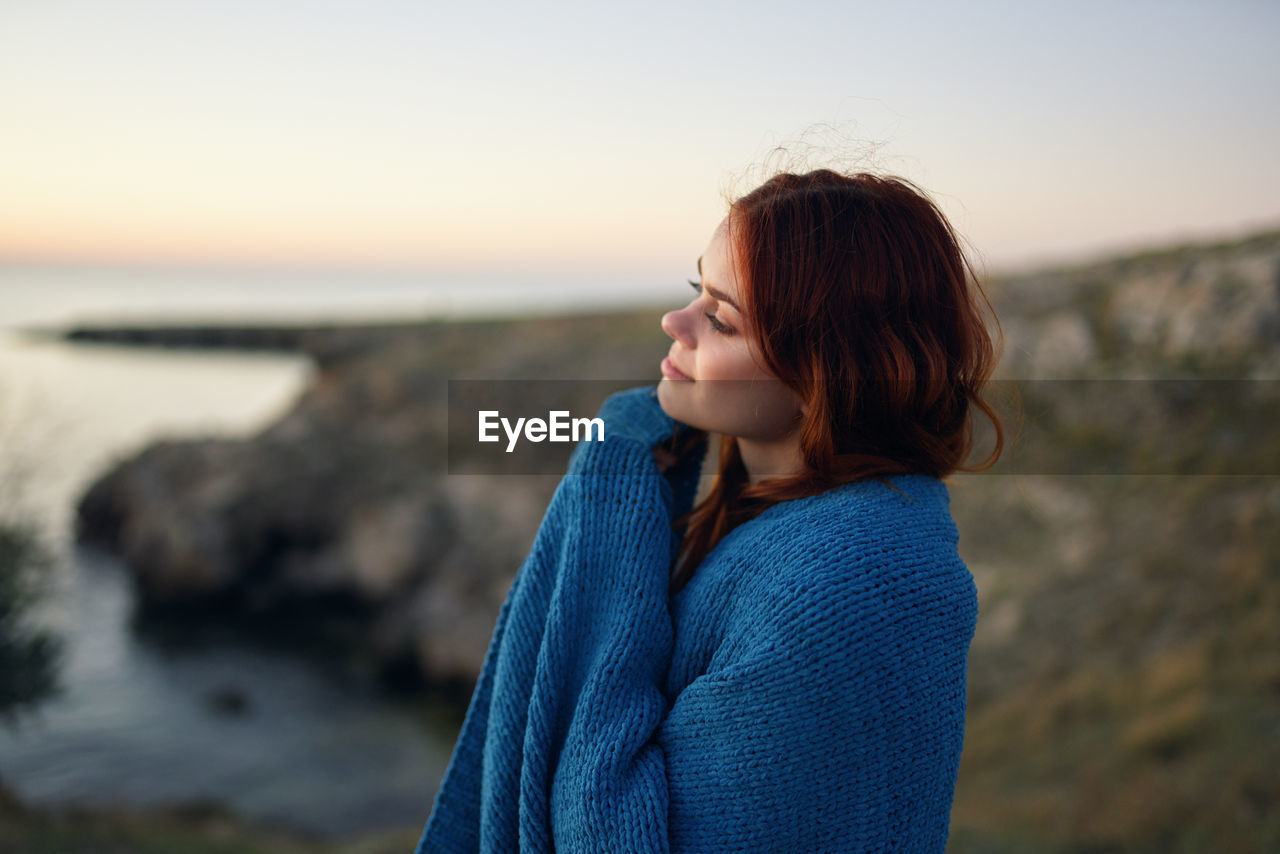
[656,378,674,414]
[657,382,710,433]
[656,380,687,423]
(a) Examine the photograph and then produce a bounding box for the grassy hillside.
[945,228,1280,851]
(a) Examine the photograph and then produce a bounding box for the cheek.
[659,380,799,439]
[699,341,770,382]
[660,341,798,438]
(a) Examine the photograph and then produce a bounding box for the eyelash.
[687,279,736,335]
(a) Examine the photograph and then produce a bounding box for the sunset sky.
[3,0,1278,277]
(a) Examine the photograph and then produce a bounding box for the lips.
[661,356,693,381]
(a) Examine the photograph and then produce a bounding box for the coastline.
[9,227,1280,850]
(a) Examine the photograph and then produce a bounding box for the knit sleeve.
[568,385,706,509]
[538,386,692,852]
[415,384,704,853]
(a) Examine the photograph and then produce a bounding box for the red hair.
[669,169,1004,591]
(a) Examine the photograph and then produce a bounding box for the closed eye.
[705,313,734,334]
[688,279,736,335]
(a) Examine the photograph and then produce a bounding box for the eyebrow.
[696,256,740,312]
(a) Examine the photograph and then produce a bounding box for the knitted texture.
[415,386,978,853]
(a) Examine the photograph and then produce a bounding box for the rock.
[1028,313,1097,377]
[989,230,1280,378]
[206,685,251,717]
[74,311,670,690]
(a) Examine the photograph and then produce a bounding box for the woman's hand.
[651,425,708,484]
[576,386,706,488]
[651,445,679,474]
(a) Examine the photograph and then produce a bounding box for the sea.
[0,261,670,837]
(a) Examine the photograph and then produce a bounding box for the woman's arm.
[416,385,703,853]
[567,385,707,518]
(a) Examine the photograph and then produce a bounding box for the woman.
[416,169,1003,853]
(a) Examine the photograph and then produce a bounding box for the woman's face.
[657,218,803,442]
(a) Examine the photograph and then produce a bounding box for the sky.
[2,0,1279,280]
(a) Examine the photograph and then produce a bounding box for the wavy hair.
[668,169,1004,591]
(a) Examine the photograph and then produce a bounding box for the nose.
[661,303,696,348]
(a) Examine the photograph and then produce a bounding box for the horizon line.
[3,219,1279,281]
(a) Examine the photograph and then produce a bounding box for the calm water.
[0,262,662,836]
[0,260,673,331]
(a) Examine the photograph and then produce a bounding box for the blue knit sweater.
[415,386,977,853]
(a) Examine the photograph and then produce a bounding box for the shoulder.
[724,474,961,578]
[708,474,975,639]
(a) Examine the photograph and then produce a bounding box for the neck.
[737,433,805,486]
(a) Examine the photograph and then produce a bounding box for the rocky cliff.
[74,310,669,692]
